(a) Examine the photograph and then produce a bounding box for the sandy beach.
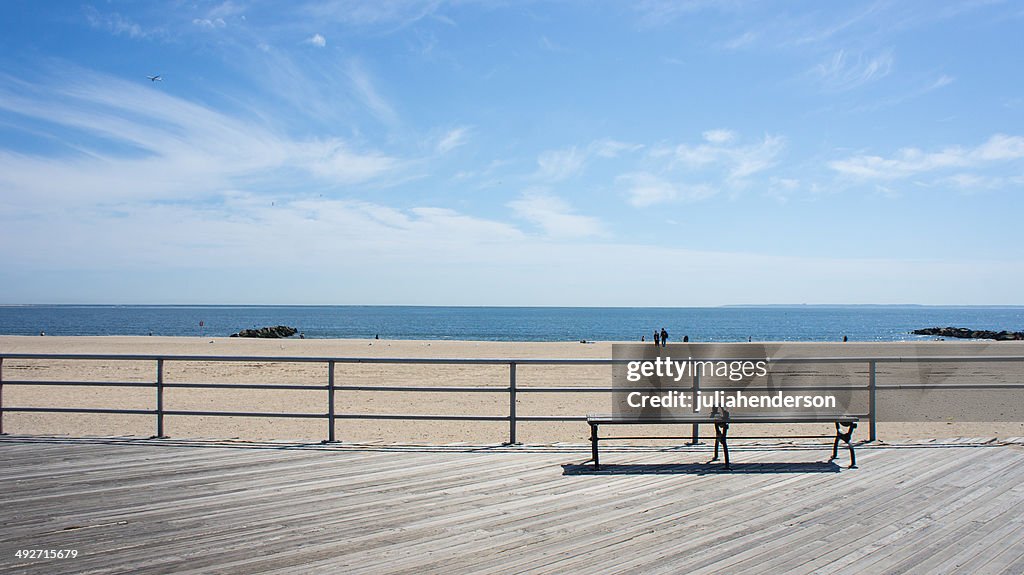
[2,336,1023,444]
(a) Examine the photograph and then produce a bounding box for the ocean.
[0,305,1022,342]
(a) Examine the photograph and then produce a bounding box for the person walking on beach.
[660,328,668,347]
[653,330,660,346]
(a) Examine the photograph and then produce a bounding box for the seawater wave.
[1,305,1022,342]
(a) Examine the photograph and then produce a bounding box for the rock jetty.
[230,325,298,338]
[912,327,1024,341]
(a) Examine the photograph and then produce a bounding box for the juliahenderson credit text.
[624,390,837,411]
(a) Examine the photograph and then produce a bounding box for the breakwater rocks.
[912,327,1024,341]
[230,325,298,338]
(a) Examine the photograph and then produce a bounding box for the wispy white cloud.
[0,193,530,274]
[539,36,567,52]
[702,129,735,144]
[941,173,1016,193]
[84,7,160,39]
[607,131,786,208]
[829,134,1024,181]
[302,0,445,30]
[633,0,718,27]
[789,4,880,46]
[193,17,227,29]
[590,139,643,158]
[532,139,642,181]
[436,126,471,154]
[847,73,955,114]
[298,140,400,183]
[618,172,717,207]
[508,191,603,238]
[244,44,351,123]
[207,1,247,20]
[722,31,757,50]
[346,59,400,126]
[929,74,954,90]
[672,133,785,180]
[765,177,801,201]
[974,134,1024,160]
[306,33,327,47]
[535,147,586,181]
[191,2,244,31]
[0,68,402,208]
[814,49,893,91]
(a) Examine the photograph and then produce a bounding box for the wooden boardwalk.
[2,435,1024,574]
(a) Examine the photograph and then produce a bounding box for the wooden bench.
[587,411,858,470]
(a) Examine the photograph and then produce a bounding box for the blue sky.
[1,1,1022,305]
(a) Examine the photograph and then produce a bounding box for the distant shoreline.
[3,305,1021,342]
[4,303,1024,308]
[6,334,1024,343]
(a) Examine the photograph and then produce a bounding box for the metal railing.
[1,353,1023,444]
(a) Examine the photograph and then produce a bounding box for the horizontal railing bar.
[2,381,354,391]
[515,415,588,421]
[0,380,155,388]
[516,387,618,392]
[874,383,1024,390]
[331,385,876,394]
[519,385,872,393]
[681,386,871,392]
[1,407,155,415]
[332,385,509,392]
[3,353,1024,364]
[0,354,603,364]
[161,410,324,419]
[14,381,1024,393]
[162,383,328,391]
[332,413,509,421]
[0,407,333,419]
[10,381,1023,392]
[0,408,873,419]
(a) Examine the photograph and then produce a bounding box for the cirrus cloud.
[508,191,603,238]
[829,134,1024,181]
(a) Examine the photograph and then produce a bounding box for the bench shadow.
[562,460,843,475]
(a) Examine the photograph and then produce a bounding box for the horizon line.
[3,303,1024,309]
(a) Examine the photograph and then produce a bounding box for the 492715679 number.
[16,550,78,559]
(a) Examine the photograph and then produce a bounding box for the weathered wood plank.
[2,436,1024,575]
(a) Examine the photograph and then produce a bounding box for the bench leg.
[590,423,600,470]
[830,422,857,469]
[714,422,730,470]
[831,422,841,460]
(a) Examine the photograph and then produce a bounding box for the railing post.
[507,362,518,445]
[0,357,5,435]
[689,371,700,445]
[868,360,877,442]
[155,358,165,438]
[326,360,336,443]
